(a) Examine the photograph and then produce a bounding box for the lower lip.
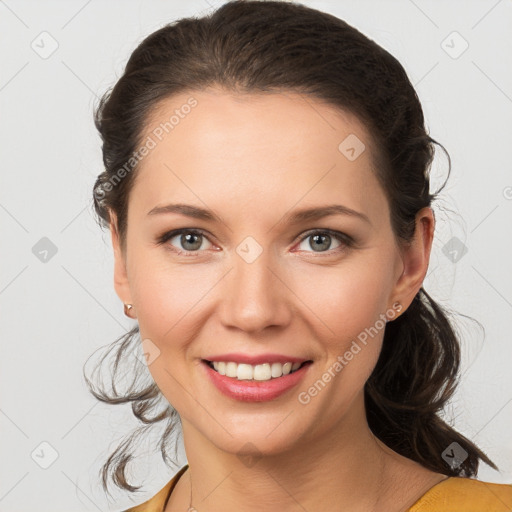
[201,360,312,402]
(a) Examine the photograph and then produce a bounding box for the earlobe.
[389,207,435,314]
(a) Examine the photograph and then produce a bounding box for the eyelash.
[156,228,354,257]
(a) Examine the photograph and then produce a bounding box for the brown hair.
[85,0,498,496]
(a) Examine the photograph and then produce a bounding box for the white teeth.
[253,363,271,381]
[282,362,292,375]
[271,362,282,378]
[237,363,253,380]
[225,362,237,378]
[210,360,305,381]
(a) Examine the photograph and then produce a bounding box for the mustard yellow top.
[123,464,512,512]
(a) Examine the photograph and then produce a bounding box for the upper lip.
[203,353,311,365]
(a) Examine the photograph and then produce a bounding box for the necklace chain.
[187,468,194,512]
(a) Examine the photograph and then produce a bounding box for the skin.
[110,88,447,511]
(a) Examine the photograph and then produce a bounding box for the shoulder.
[122,465,189,512]
[407,476,512,511]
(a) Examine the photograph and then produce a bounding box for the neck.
[166,395,422,512]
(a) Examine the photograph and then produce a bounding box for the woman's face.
[111,88,432,456]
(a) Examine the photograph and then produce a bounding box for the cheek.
[292,256,392,388]
[128,247,221,345]
[292,268,391,420]
[127,252,218,408]
[292,254,393,339]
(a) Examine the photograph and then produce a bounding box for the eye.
[158,228,214,255]
[295,229,352,254]
[157,228,353,256]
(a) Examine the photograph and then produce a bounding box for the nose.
[218,242,292,334]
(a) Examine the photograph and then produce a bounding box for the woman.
[86,1,512,510]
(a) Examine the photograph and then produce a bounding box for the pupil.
[182,233,201,250]
[311,234,330,251]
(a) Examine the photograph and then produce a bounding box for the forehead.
[144,88,373,160]
[131,88,388,226]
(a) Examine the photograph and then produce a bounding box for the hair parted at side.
[85,0,498,496]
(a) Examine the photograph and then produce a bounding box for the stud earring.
[124,303,135,318]
[386,301,403,323]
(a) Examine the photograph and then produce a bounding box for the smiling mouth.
[202,359,312,381]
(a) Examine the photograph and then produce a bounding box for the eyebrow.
[147,203,371,226]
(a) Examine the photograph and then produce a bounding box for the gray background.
[1,0,511,510]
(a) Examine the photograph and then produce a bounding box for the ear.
[389,206,435,313]
[109,210,134,311]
